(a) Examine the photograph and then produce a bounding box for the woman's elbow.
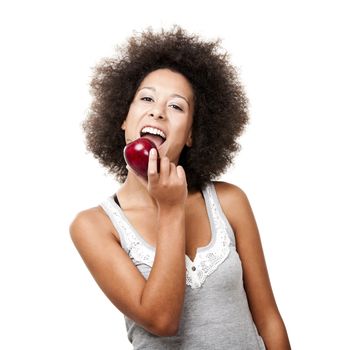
[148,315,180,337]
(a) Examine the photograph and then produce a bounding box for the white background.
[0,0,349,349]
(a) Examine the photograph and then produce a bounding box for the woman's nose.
[148,102,165,120]
[148,110,164,119]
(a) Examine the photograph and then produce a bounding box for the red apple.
[123,137,160,179]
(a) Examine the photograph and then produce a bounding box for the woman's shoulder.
[211,181,252,231]
[212,180,249,205]
[70,206,108,228]
[69,206,120,244]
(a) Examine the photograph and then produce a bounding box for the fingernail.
[150,148,156,157]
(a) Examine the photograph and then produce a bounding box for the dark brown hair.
[82,26,249,191]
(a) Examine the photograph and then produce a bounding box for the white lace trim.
[101,200,155,267]
[185,184,231,289]
[100,182,231,289]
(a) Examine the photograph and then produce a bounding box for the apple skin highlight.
[123,137,160,179]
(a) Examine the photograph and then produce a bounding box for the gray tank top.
[100,182,266,350]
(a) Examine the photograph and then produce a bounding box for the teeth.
[141,126,166,139]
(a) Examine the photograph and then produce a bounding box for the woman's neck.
[117,172,158,210]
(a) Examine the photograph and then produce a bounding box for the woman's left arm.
[215,181,291,350]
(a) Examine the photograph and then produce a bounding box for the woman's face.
[122,68,194,164]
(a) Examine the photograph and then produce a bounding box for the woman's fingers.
[147,148,160,184]
[176,165,186,182]
[169,162,178,179]
[127,150,186,193]
[146,152,188,206]
[159,156,170,179]
[148,148,158,174]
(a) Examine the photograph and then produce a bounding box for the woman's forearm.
[140,205,186,335]
[259,314,291,350]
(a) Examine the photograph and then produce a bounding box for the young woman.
[70,26,291,349]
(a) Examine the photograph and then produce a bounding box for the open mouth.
[140,126,167,148]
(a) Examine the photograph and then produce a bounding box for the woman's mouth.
[140,126,167,149]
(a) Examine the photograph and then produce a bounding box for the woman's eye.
[170,104,183,111]
[141,97,153,102]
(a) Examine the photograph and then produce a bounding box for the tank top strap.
[202,182,236,246]
[99,197,155,267]
[99,197,130,250]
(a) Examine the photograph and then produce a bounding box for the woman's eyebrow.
[138,86,190,106]
[138,86,156,92]
[170,94,190,106]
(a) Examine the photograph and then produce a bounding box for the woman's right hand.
[128,148,188,208]
[148,148,188,208]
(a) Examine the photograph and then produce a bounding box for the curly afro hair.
[82,26,249,192]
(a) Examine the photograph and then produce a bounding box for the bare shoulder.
[69,206,120,244]
[213,181,248,202]
[212,181,252,232]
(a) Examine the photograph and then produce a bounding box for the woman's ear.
[186,129,192,147]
